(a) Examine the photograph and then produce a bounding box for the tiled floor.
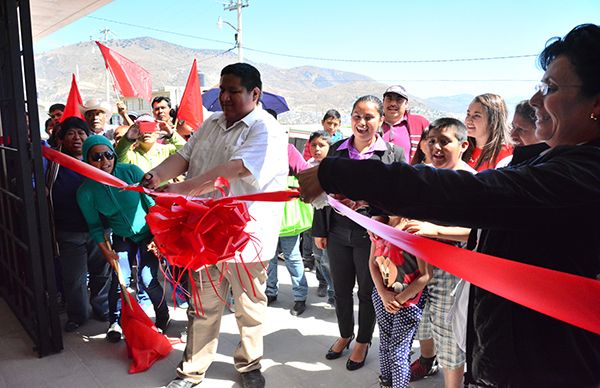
[0,262,444,387]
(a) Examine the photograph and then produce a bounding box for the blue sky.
[35,0,599,99]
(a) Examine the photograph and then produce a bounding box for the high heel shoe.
[346,341,370,371]
[325,333,355,360]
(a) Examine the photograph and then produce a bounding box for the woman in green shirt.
[77,135,170,342]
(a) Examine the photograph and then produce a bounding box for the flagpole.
[106,68,110,103]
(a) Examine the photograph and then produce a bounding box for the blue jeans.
[313,243,335,298]
[266,235,308,301]
[108,235,169,324]
[56,230,110,323]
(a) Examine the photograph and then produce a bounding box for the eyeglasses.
[89,150,115,162]
[535,81,582,96]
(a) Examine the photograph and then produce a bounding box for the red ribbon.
[329,197,600,335]
[42,145,297,267]
[45,145,600,335]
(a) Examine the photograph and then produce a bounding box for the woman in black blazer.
[312,95,405,371]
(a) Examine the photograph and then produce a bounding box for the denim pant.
[56,230,110,323]
[313,243,335,298]
[266,235,308,301]
[108,235,169,324]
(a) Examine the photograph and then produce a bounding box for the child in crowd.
[301,110,342,274]
[370,216,433,388]
[464,93,513,171]
[405,118,474,388]
[306,130,336,306]
[302,109,343,160]
[410,127,430,165]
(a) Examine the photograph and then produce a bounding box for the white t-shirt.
[178,106,288,262]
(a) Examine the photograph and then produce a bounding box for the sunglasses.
[89,150,115,162]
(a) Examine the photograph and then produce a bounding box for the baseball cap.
[383,85,409,101]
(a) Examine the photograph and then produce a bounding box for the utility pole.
[221,0,248,63]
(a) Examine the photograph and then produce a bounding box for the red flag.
[96,41,152,101]
[176,59,203,130]
[60,74,84,122]
[120,291,172,374]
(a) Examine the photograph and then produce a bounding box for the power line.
[87,16,537,64]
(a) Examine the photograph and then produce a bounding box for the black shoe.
[266,294,277,306]
[155,315,171,333]
[317,284,327,297]
[165,377,200,388]
[64,320,80,332]
[290,301,306,316]
[240,369,265,388]
[346,342,370,371]
[325,333,354,360]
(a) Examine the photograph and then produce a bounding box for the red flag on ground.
[176,59,203,130]
[96,41,152,101]
[60,74,84,122]
[120,291,172,374]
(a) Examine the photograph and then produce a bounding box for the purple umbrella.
[201,88,290,115]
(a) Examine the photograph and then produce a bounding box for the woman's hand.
[141,171,161,189]
[380,289,401,314]
[298,165,324,203]
[314,237,328,250]
[104,250,119,267]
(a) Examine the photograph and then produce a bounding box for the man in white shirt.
[142,63,288,388]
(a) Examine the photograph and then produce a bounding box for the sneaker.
[240,369,265,388]
[317,283,327,297]
[290,301,306,316]
[325,297,336,309]
[64,320,80,332]
[266,294,277,306]
[106,322,122,343]
[165,377,200,388]
[410,356,439,381]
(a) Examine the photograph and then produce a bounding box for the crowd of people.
[42,23,599,388]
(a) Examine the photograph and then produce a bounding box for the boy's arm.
[403,220,471,243]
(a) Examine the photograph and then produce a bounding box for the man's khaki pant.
[176,262,267,384]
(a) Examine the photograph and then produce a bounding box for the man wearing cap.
[381,85,429,163]
[80,98,116,140]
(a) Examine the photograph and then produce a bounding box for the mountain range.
[34,37,473,125]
